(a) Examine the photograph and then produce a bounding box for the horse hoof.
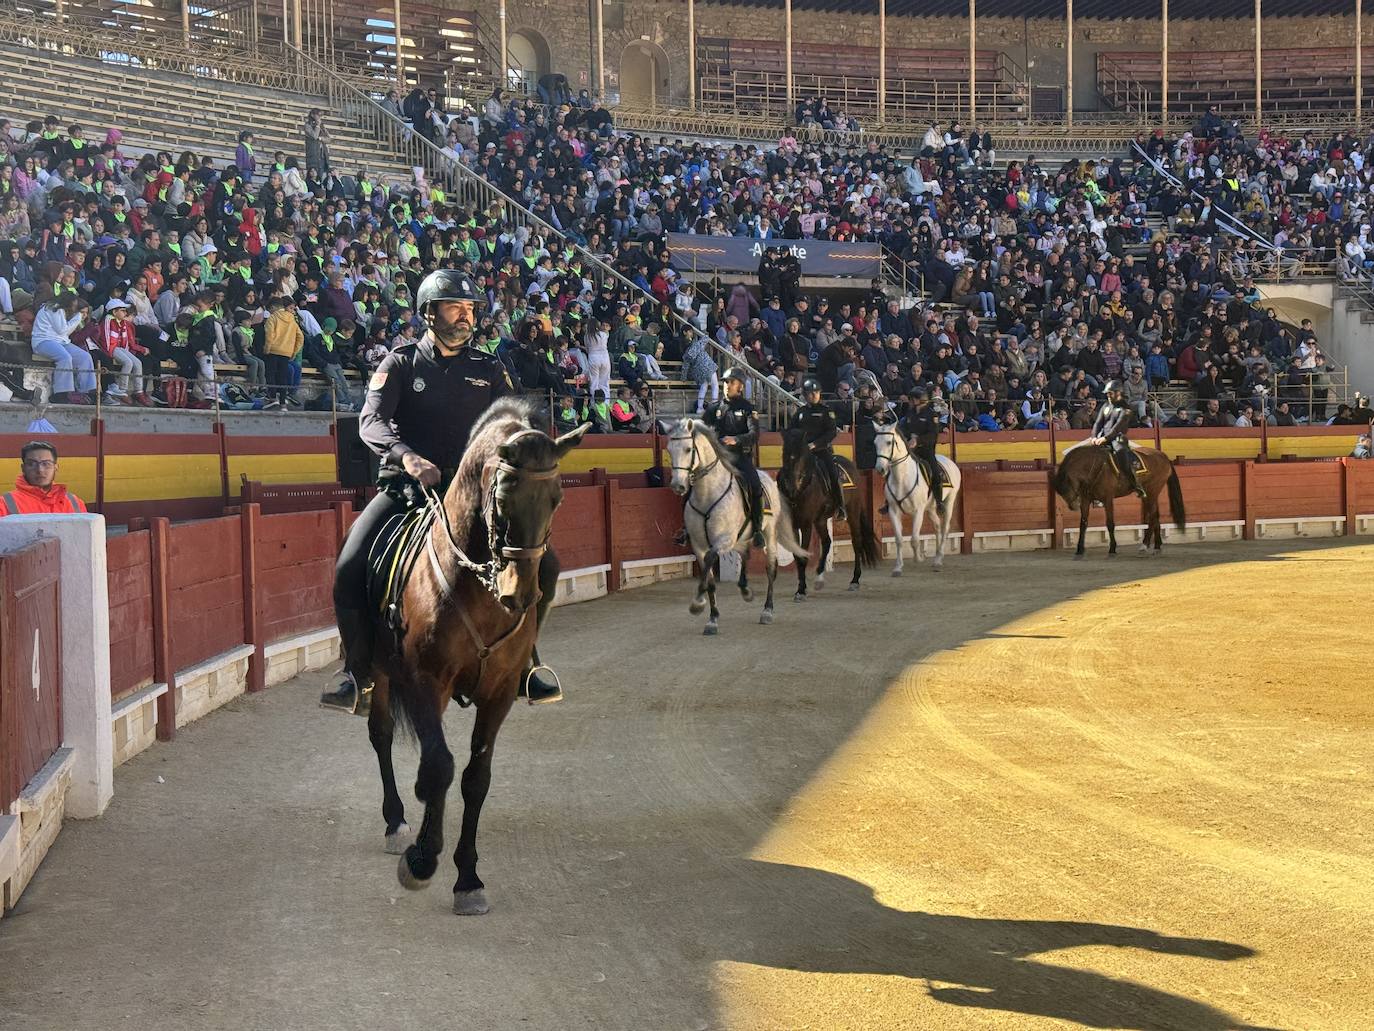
[1106,552,1117,559]
[453,888,490,916]
[1073,553,1085,561]
[740,587,754,602]
[891,568,903,577]
[932,563,943,572]
[703,622,719,636]
[759,609,774,625]
[383,823,412,855]
[397,848,432,891]
[847,582,860,592]
[793,592,806,603]
[688,598,706,615]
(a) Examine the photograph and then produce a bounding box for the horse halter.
[668,430,718,485]
[874,428,925,507]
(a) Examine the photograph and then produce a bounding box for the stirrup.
[521,665,563,705]
[320,676,371,716]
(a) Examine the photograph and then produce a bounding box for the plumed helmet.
[1104,378,1125,394]
[722,367,748,384]
[802,377,822,394]
[415,268,479,315]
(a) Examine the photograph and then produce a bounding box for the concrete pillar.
[0,516,113,820]
[688,0,696,109]
[1065,0,1074,126]
[1357,0,1363,117]
[785,0,793,109]
[393,0,404,92]
[878,0,887,120]
[1161,0,1169,119]
[968,0,976,123]
[499,0,508,88]
[182,0,191,44]
[1255,0,1262,119]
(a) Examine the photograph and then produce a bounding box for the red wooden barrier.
[0,538,62,813]
[550,485,608,573]
[167,517,246,673]
[106,530,154,702]
[257,509,340,646]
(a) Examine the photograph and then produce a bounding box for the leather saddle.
[366,499,437,637]
[916,455,953,489]
[1105,446,1145,476]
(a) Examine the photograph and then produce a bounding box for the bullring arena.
[6,0,1374,1024]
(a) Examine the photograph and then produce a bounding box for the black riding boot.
[321,607,374,716]
[749,480,766,547]
[828,460,848,521]
[1120,449,1147,499]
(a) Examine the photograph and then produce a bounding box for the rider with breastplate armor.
[704,368,766,547]
[324,268,564,714]
[1091,379,1147,499]
[794,377,846,519]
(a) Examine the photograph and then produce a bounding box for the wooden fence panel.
[551,486,608,571]
[1175,462,1244,523]
[167,516,245,671]
[106,530,154,701]
[258,510,338,644]
[1248,461,1345,520]
[966,470,1053,533]
[0,539,62,813]
[613,487,693,563]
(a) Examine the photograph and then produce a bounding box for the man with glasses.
[2,441,88,516]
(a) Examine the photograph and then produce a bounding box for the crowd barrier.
[4,447,1374,912]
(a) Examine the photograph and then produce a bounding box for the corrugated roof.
[711,0,1361,21]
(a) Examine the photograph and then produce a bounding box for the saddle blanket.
[367,503,435,628]
[916,457,955,489]
[1110,448,1146,475]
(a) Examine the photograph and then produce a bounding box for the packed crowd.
[0,84,1368,434]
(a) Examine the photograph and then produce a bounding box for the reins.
[875,430,926,508]
[671,431,735,522]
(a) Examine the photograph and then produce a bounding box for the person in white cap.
[98,298,153,406]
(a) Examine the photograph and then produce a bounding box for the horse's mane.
[688,420,740,476]
[449,396,546,545]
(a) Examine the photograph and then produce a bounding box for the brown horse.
[779,426,880,597]
[1053,444,1186,558]
[368,398,587,915]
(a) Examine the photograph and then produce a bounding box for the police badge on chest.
[413,377,427,392]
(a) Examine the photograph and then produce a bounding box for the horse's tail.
[1166,462,1187,530]
[849,498,881,569]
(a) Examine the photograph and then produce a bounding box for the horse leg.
[738,547,753,602]
[1139,497,1157,555]
[689,543,712,615]
[397,688,454,890]
[794,525,811,601]
[815,521,828,589]
[936,498,955,570]
[451,694,515,915]
[1075,504,1089,559]
[761,546,777,624]
[889,500,905,576]
[368,674,410,854]
[1104,497,1118,557]
[704,549,720,636]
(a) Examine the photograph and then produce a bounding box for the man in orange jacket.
[0,441,88,516]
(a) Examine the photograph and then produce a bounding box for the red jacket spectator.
[2,442,87,516]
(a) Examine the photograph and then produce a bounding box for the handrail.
[283,44,800,426]
[1130,139,1280,254]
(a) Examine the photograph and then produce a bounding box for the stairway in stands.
[0,43,417,186]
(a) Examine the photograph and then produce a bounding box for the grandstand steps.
[0,44,416,186]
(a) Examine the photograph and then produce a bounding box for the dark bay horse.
[368,398,587,915]
[779,426,880,597]
[1054,443,1186,558]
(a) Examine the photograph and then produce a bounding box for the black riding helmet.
[415,268,480,317]
[802,376,822,395]
[722,367,747,385]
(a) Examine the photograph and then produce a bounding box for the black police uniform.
[793,400,844,509]
[899,403,945,504]
[1090,399,1145,496]
[704,394,764,541]
[332,335,560,688]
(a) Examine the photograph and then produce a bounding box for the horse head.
[487,421,589,612]
[779,425,808,496]
[872,420,902,477]
[663,417,714,498]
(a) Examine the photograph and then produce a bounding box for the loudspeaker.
[336,415,379,488]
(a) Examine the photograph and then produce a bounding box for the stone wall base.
[111,682,168,767]
[3,748,74,912]
[175,646,253,727]
[264,628,343,687]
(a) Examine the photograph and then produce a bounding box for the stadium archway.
[507,27,550,91]
[620,39,669,107]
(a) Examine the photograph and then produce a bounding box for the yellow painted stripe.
[1157,438,1263,460]
[1266,434,1359,458]
[227,453,336,485]
[103,454,222,502]
[561,447,657,474]
[45,456,97,501]
[955,440,1053,463]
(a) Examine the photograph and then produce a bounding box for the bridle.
[423,427,559,602]
[874,425,924,507]
[669,429,733,520]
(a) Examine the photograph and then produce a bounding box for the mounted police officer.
[704,367,765,547]
[794,376,846,519]
[899,387,945,507]
[1090,378,1147,499]
[323,268,564,714]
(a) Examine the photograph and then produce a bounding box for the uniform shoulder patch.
[369,371,389,390]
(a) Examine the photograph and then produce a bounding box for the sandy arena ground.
[1,539,1371,1031]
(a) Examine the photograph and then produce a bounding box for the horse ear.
[655,418,673,436]
[553,421,591,457]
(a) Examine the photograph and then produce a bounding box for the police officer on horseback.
[794,376,846,519]
[323,268,564,714]
[704,367,766,547]
[1090,379,1147,500]
[899,387,945,507]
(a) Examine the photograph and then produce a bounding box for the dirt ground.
[1,539,1371,1031]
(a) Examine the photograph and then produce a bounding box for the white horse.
[663,418,806,635]
[872,421,962,574]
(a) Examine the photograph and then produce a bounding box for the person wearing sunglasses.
[1,440,88,516]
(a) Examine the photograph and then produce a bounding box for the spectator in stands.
[1,441,87,516]
[302,109,331,174]
[30,291,95,403]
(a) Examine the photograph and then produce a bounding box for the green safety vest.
[591,401,610,423]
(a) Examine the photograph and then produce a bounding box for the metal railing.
[1098,56,1152,116]
[284,44,800,428]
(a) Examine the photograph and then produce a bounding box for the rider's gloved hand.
[402,451,441,487]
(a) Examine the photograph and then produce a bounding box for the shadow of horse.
[708,860,1280,1031]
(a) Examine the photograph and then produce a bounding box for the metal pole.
[1358,0,1364,118]
[1065,0,1073,126]
[785,0,793,111]
[878,0,887,121]
[596,0,604,100]
[394,0,404,92]
[182,0,191,43]
[1161,0,1169,120]
[1255,0,1262,121]
[499,0,508,89]
[688,0,696,109]
[969,0,976,123]
[293,0,302,56]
